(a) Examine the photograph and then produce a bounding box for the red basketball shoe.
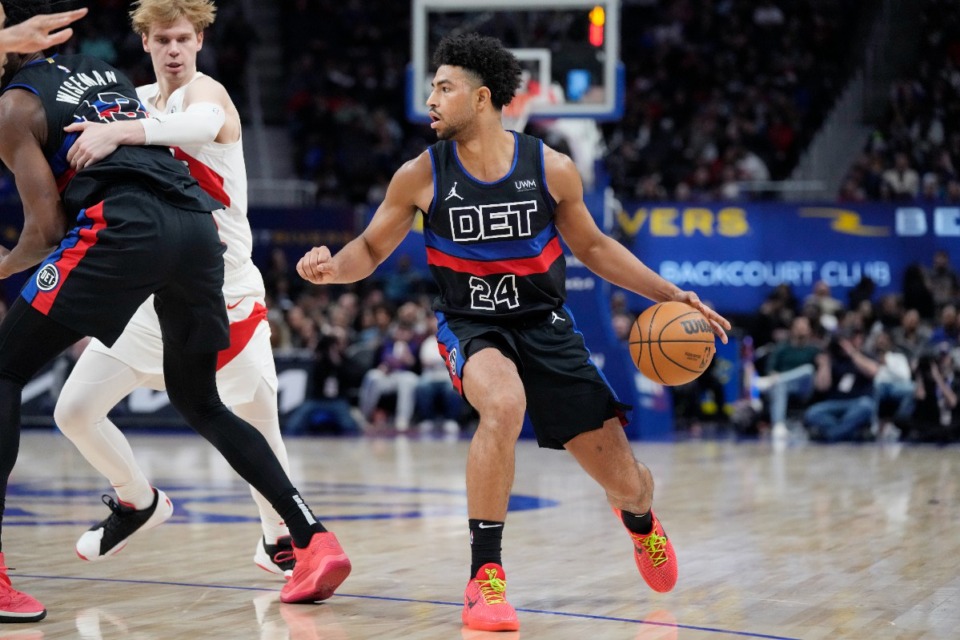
[614,508,678,593]
[280,532,351,604]
[461,563,519,632]
[0,553,46,623]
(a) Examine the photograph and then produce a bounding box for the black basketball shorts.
[436,306,630,449]
[20,187,229,353]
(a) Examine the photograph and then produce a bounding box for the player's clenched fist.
[297,246,337,284]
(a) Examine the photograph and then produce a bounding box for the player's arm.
[297,153,432,285]
[0,92,68,279]
[64,77,232,169]
[180,75,240,144]
[0,7,87,54]
[548,146,730,342]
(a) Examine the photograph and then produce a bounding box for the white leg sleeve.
[231,376,291,543]
[54,349,157,510]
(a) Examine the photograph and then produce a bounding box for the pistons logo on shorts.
[447,347,458,378]
[36,264,60,291]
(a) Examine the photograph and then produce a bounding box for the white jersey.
[84,73,275,405]
[137,73,254,285]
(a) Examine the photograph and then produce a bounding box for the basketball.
[628,301,716,386]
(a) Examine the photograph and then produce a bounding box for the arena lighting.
[589,5,604,46]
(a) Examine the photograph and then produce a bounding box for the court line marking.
[19,574,801,640]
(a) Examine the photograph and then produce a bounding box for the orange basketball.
[628,301,716,386]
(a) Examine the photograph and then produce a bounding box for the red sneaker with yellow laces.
[614,508,678,593]
[461,563,519,631]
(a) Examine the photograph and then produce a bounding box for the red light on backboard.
[588,6,605,46]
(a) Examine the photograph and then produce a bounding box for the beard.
[436,123,459,140]
[434,113,466,141]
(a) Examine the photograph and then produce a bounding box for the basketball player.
[0,1,348,622]
[0,5,86,56]
[53,0,295,579]
[296,33,730,631]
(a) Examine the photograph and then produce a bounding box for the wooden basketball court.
[6,430,957,639]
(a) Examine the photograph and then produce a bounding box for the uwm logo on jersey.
[449,200,537,242]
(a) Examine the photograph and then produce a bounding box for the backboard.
[407,0,623,124]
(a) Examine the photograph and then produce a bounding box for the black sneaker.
[254,535,296,578]
[75,488,173,561]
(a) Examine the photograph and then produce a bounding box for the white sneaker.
[254,535,295,578]
[771,422,789,440]
[879,422,901,443]
[754,375,776,392]
[76,488,173,561]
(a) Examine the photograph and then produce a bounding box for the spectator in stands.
[901,263,936,321]
[841,2,960,204]
[945,179,960,202]
[798,299,830,336]
[847,276,876,311]
[919,173,942,202]
[282,296,362,436]
[611,311,634,342]
[803,331,876,442]
[337,297,391,406]
[356,299,393,346]
[751,283,798,348]
[892,308,933,362]
[882,152,920,201]
[672,355,729,435]
[289,304,325,351]
[864,331,914,440]
[358,319,421,432]
[754,316,823,439]
[264,247,302,309]
[838,177,867,203]
[899,345,959,443]
[605,0,863,201]
[930,304,958,348]
[416,315,463,436]
[874,293,904,332]
[804,280,844,320]
[313,301,355,399]
[283,301,361,436]
[855,298,878,341]
[383,254,425,304]
[927,250,959,310]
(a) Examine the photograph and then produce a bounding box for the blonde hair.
[130,0,217,36]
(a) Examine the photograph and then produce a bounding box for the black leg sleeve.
[0,300,86,549]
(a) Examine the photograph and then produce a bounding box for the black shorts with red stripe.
[22,187,229,353]
[436,305,631,449]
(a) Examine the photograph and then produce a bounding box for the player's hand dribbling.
[297,246,338,284]
[670,290,731,344]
